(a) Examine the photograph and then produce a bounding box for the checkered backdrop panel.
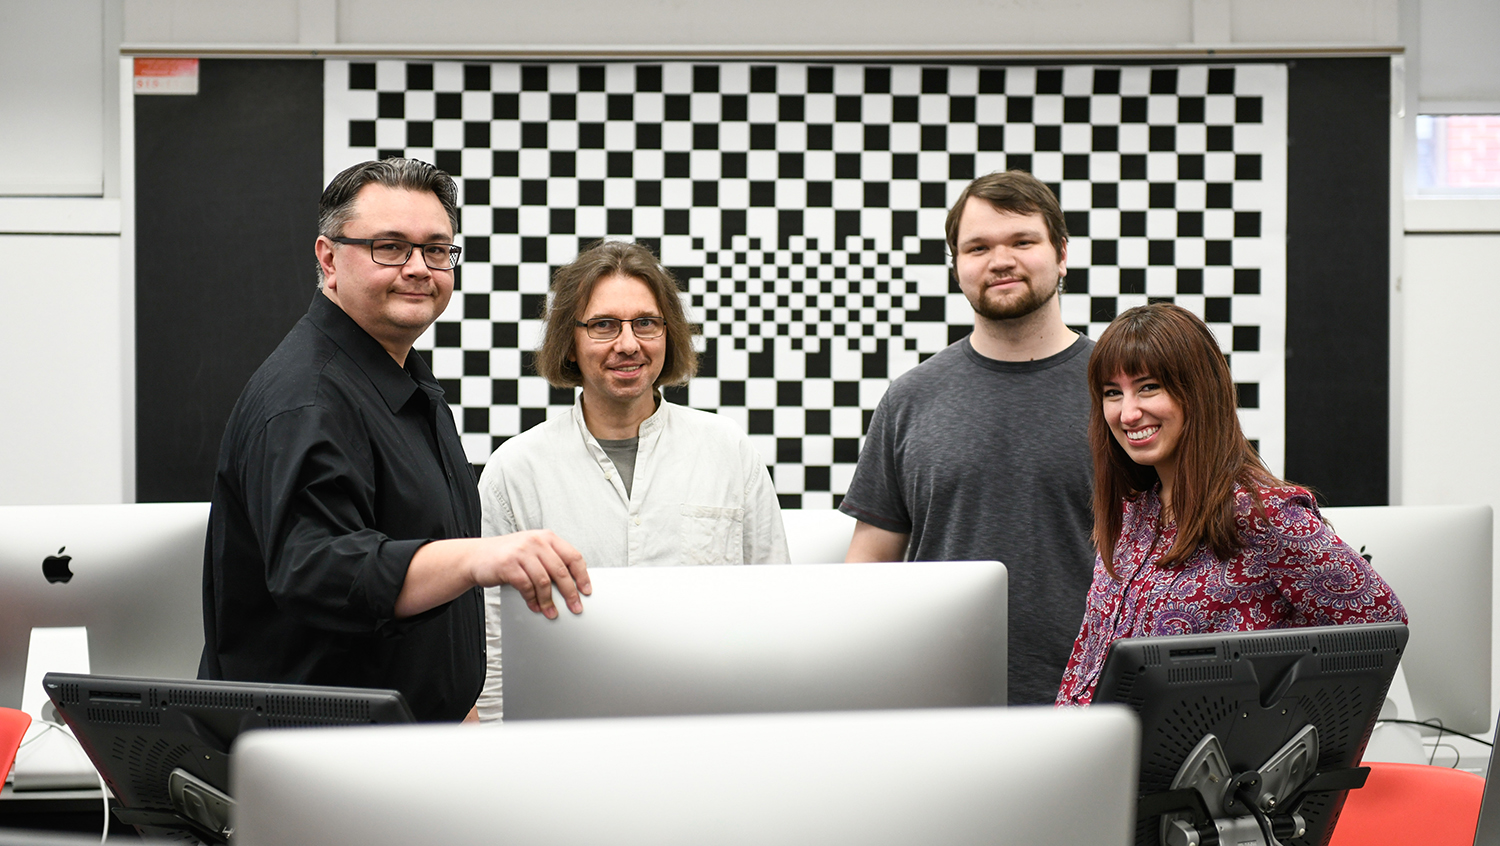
[325,60,1288,509]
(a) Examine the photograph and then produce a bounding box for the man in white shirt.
[474,239,789,720]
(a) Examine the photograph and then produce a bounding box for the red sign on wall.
[134,58,199,95]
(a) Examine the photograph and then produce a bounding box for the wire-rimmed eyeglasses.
[574,316,666,340]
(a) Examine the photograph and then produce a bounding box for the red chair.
[1327,761,1484,846]
[1,707,31,785]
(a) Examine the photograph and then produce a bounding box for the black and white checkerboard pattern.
[325,60,1287,509]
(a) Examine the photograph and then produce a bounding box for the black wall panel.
[135,59,323,502]
[1284,57,1390,506]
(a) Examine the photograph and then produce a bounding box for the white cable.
[15,718,66,749]
[18,719,108,842]
[97,765,109,843]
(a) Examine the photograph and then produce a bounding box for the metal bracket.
[1151,728,1322,846]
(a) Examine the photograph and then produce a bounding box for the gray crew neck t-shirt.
[596,436,640,498]
[839,333,1096,706]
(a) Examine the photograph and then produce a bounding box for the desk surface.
[0,785,105,815]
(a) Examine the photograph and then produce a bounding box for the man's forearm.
[394,538,482,618]
[394,531,591,619]
[844,520,910,563]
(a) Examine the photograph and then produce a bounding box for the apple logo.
[43,547,74,584]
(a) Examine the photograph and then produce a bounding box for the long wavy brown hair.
[532,240,698,389]
[1088,303,1287,576]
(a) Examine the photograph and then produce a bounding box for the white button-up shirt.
[474,395,789,720]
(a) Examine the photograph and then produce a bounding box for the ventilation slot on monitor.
[125,736,194,808]
[1238,633,1310,655]
[265,694,372,724]
[1113,669,1141,707]
[87,706,161,727]
[1321,653,1384,674]
[1319,627,1400,654]
[1142,695,1237,788]
[1141,645,1161,666]
[164,688,254,711]
[60,682,80,705]
[1299,684,1367,768]
[1167,664,1233,685]
[1291,791,1339,846]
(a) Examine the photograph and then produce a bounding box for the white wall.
[1401,237,1500,511]
[0,0,107,195]
[1417,0,1500,109]
[0,203,126,504]
[116,0,1402,48]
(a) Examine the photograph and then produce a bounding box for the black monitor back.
[41,673,413,843]
[1094,623,1407,846]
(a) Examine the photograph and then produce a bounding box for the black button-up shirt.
[199,293,483,721]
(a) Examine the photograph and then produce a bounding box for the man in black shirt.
[199,159,589,721]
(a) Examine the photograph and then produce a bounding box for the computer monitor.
[779,508,858,563]
[40,673,414,844]
[0,503,209,711]
[1321,505,1492,734]
[1094,622,1408,846]
[230,705,1140,846]
[498,559,1007,719]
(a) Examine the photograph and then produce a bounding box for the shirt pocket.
[678,504,746,566]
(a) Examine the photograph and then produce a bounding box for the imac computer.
[779,508,858,563]
[498,559,1007,719]
[1321,504,1492,734]
[40,673,414,844]
[1094,622,1408,846]
[231,706,1141,846]
[0,502,210,710]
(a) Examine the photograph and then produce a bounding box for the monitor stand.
[1140,726,1371,846]
[111,768,234,844]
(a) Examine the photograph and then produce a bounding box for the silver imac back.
[232,706,1139,846]
[500,560,1006,719]
[0,502,208,709]
[1322,504,1493,734]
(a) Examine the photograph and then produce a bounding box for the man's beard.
[966,276,1059,321]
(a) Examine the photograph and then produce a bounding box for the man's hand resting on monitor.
[395,531,591,620]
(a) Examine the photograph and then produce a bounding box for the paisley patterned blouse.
[1056,484,1407,706]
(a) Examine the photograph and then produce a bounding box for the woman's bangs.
[1091,325,1162,386]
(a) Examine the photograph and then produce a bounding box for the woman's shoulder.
[1237,482,1314,508]
[1234,483,1325,540]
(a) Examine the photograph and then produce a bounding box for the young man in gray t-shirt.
[840,170,1095,706]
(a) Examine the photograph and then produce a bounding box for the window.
[1416,115,1500,193]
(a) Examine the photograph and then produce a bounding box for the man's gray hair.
[315,158,460,286]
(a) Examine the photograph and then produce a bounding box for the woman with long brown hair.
[1056,303,1405,705]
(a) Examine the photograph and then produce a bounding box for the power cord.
[1374,717,1492,769]
[16,718,109,844]
[1235,782,1283,846]
[1430,742,1464,768]
[1374,717,1493,747]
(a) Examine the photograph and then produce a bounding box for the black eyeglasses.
[574,317,667,340]
[331,237,462,270]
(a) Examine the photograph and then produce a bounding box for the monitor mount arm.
[1140,725,1370,846]
[111,768,235,844]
